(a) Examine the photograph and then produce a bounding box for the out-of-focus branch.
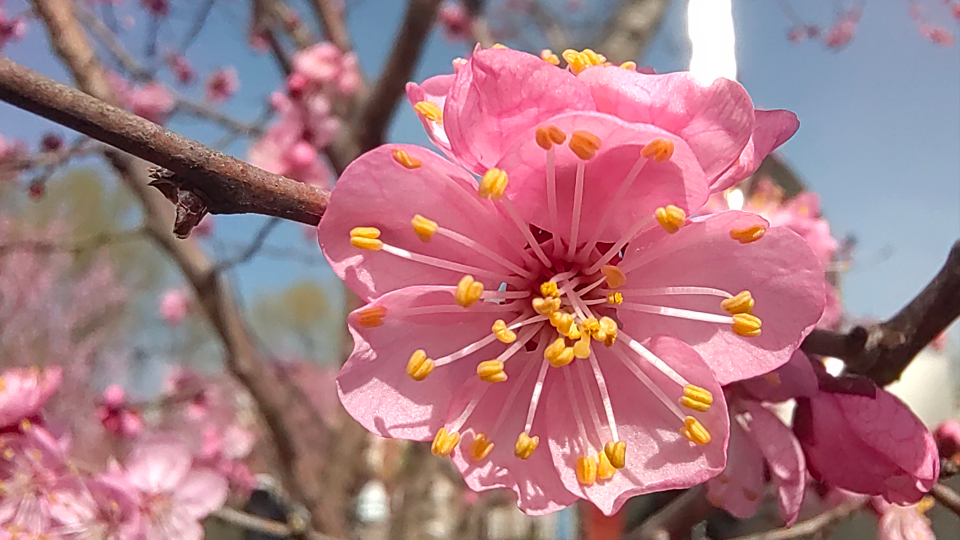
[0,228,144,256]
[528,0,569,52]
[308,0,353,52]
[803,239,960,386]
[356,0,443,152]
[728,498,865,540]
[620,487,718,540]
[931,483,960,518]
[598,0,671,64]
[0,57,329,227]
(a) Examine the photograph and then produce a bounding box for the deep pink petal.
[711,109,800,193]
[546,336,729,515]
[405,74,456,159]
[740,400,805,526]
[618,211,826,385]
[448,363,579,515]
[444,47,596,173]
[705,419,765,520]
[317,145,527,301]
[578,67,755,183]
[337,286,522,441]
[740,350,819,403]
[795,389,939,504]
[498,111,709,244]
[0,366,62,428]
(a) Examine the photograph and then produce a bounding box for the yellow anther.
[680,416,712,445]
[540,49,560,65]
[620,61,637,71]
[640,138,675,162]
[406,350,435,381]
[470,433,495,462]
[549,311,575,335]
[916,496,935,515]
[566,324,581,341]
[356,305,387,328]
[573,330,592,359]
[606,291,623,305]
[680,384,714,412]
[391,148,421,169]
[477,360,508,383]
[2,448,12,460]
[478,168,509,200]
[600,265,627,289]
[732,313,762,338]
[349,226,383,250]
[562,49,606,75]
[411,214,438,242]
[576,455,598,485]
[532,296,562,316]
[19,419,31,431]
[569,130,602,160]
[431,427,460,457]
[413,101,443,124]
[596,316,618,347]
[535,125,566,150]
[514,432,539,459]
[545,338,575,367]
[604,440,627,469]
[730,225,767,244]
[582,317,600,336]
[455,275,485,307]
[492,319,517,344]
[654,205,686,234]
[764,372,782,386]
[540,281,560,298]
[491,43,508,49]
[721,290,755,315]
[597,450,616,480]
[452,57,467,73]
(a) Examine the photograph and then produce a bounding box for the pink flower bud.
[935,420,960,459]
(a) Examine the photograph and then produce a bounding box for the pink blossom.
[920,24,955,46]
[191,214,214,237]
[0,366,62,428]
[0,426,70,536]
[96,385,143,438]
[141,0,169,18]
[248,92,336,188]
[794,386,939,504]
[292,42,362,96]
[52,475,142,540]
[825,17,857,50]
[934,419,960,459]
[159,289,190,325]
[320,47,825,514]
[205,67,239,103]
[164,52,195,85]
[439,2,471,40]
[954,3,960,21]
[128,82,175,125]
[118,441,228,540]
[0,6,26,51]
[872,497,936,540]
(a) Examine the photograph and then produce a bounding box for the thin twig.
[931,483,960,518]
[727,498,865,540]
[179,0,217,53]
[211,507,294,537]
[213,217,281,272]
[620,487,718,540]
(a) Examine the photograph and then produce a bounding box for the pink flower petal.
[740,350,819,403]
[0,366,62,428]
[444,47,596,174]
[317,145,528,301]
[498,111,709,244]
[124,441,192,494]
[711,109,800,193]
[546,336,729,515]
[618,211,826,385]
[740,400,805,526]
[337,286,515,441]
[578,67,755,185]
[405,74,457,159]
[705,417,765,520]
[172,468,228,519]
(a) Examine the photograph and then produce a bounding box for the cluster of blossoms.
[786,1,958,49]
[0,364,259,539]
[248,42,360,189]
[318,45,942,519]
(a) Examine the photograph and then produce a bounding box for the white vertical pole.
[687,0,738,83]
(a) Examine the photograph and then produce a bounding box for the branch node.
[148,167,209,239]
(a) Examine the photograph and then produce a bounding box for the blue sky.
[2,0,958,337]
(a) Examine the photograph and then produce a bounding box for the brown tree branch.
[598,0,671,64]
[0,57,328,227]
[356,0,443,152]
[307,0,354,52]
[803,239,960,386]
[931,483,960,518]
[727,498,865,540]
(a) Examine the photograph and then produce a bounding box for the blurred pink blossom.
[934,419,960,459]
[205,67,239,103]
[141,0,169,17]
[292,42,362,96]
[0,366,62,428]
[159,289,190,325]
[192,214,215,237]
[164,52,196,85]
[872,497,936,540]
[920,24,955,46]
[825,16,857,50]
[96,385,143,439]
[0,5,26,51]
[128,82,175,125]
[53,475,142,540]
[439,2,471,40]
[248,92,336,188]
[0,426,71,536]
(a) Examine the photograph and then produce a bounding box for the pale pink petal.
[338,286,519,441]
[619,211,826,385]
[740,350,819,403]
[172,468,228,519]
[740,400,805,526]
[711,110,800,193]
[578,67,755,184]
[795,388,939,505]
[705,419,765,520]
[406,74,456,158]
[878,503,936,540]
[0,366,62,428]
[448,367,579,515]
[444,47,596,173]
[547,336,729,515]
[124,441,192,494]
[498,111,709,244]
[317,145,527,300]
